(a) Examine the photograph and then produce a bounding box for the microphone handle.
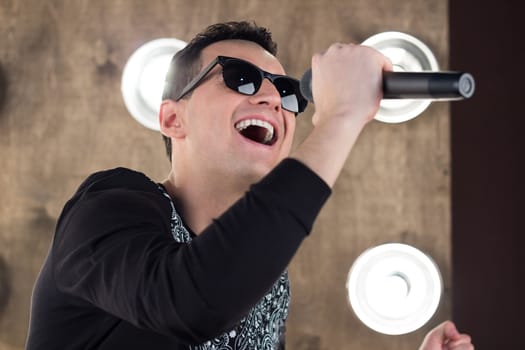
[383,71,475,99]
[299,69,475,102]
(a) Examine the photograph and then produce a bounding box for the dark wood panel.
[450,0,525,348]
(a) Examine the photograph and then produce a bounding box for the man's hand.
[310,43,392,126]
[291,43,392,187]
[419,321,474,350]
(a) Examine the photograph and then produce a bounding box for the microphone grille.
[459,73,475,99]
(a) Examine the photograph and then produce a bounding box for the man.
[26,21,474,349]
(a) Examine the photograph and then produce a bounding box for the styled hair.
[161,21,278,161]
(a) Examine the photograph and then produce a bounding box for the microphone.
[299,69,475,103]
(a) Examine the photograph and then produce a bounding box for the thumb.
[442,321,462,341]
[423,321,461,347]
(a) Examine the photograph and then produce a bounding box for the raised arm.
[291,43,392,187]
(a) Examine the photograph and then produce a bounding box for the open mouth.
[234,119,276,145]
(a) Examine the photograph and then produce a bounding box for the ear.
[159,99,186,139]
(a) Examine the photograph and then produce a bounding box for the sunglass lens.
[223,61,261,95]
[274,78,303,113]
[281,95,299,113]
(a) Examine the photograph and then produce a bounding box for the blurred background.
[0,0,523,349]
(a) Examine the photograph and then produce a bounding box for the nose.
[248,78,282,112]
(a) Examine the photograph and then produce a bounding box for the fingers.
[446,334,474,350]
[442,320,461,340]
[310,42,390,124]
[427,320,462,342]
[419,321,474,350]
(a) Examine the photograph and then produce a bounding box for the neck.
[162,170,249,234]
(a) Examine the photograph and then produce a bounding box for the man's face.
[176,40,297,183]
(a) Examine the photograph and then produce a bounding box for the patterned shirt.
[159,185,290,350]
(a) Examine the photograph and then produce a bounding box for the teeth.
[235,119,274,144]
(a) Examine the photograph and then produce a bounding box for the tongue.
[240,125,270,144]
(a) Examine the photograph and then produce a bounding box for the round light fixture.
[121,38,186,130]
[362,32,439,123]
[346,243,442,335]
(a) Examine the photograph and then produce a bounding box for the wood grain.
[0,1,449,349]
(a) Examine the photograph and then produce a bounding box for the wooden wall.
[0,1,450,349]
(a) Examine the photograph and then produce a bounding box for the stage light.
[346,243,442,335]
[121,38,186,130]
[362,32,439,123]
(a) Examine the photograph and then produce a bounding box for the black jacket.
[26,159,331,349]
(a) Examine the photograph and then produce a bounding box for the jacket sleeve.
[52,158,331,344]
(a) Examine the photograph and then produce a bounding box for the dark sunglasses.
[175,56,308,114]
